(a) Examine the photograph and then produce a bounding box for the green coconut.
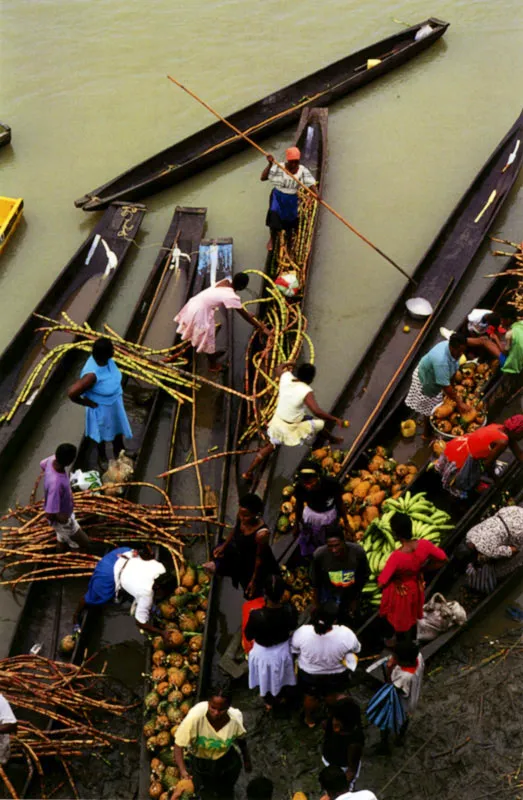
[158,748,176,767]
[145,691,160,710]
[277,515,290,533]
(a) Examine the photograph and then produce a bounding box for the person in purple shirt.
[40,443,90,552]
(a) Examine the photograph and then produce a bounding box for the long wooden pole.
[339,310,436,472]
[167,75,416,286]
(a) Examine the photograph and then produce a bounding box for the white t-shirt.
[467,308,492,334]
[337,791,378,800]
[113,554,166,625]
[268,163,316,194]
[391,653,425,714]
[0,694,17,765]
[291,624,361,674]
[274,370,312,424]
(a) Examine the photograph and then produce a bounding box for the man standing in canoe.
[405,333,470,437]
[261,147,318,251]
[172,272,270,372]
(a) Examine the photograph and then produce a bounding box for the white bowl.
[405,297,433,319]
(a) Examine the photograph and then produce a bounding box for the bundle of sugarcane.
[0,313,248,427]
[0,654,137,799]
[487,238,523,312]
[239,271,314,444]
[267,188,318,286]
[0,482,223,589]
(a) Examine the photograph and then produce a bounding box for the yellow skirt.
[267,413,324,447]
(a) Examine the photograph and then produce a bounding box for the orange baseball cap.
[285,146,301,161]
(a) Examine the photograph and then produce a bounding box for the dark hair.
[390,512,413,541]
[296,362,316,384]
[209,682,232,706]
[246,777,274,800]
[394,641,420,667]
[449,332,467,350]
[298,460,321,479]
[232,272,249,291]
[330,696,362,730]
[239,492,264,517]
[264,574,287,604]
[483,312,500,327]
[319,765,348,794]
[92,336,114,363]
[311,602,338,635]
[498,305,516,322]
[153,572,177,595]
[324,524,345,542]
[55,442,77,467]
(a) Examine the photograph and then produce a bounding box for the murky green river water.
[1,0,523,644]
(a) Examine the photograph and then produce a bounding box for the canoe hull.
[75,18,448,210]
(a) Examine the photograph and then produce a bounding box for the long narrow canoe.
[0,202,146,474]
[75,18,448,211]
[9,207,207,800]
[420,480,523,663]
[6,205,207,663]
[270,108,523,542]
[137,238,235,800]
[235,106,328,490]
[74,205,208,470]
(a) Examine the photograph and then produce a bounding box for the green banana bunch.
[361,491,454,606]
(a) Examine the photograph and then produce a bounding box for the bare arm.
[174,743,191,780]
[260,154,274,181]
[237,738,252,771]
[245,528,271,598]
[0,723,17,734]
[304,391,344,426]
[213,525,235,558]
[68,374,98,408]
[235,307,270,335]
[346,742,363,784]
[274,361,295,379]
[442,385,471,413]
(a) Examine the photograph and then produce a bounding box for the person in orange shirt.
[435,414,523,498]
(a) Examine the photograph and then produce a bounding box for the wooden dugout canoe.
[6,206,207,666]
[270,108,523,547]
[75,18,448,211]
[0,202,146,475]
[235,105,328,491]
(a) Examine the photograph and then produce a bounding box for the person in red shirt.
[378,513,447,645]
[435,414,523,498]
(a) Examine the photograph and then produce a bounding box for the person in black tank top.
[202,493,279,599]
[245,575,298,709]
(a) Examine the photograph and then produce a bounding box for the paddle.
[167,75,417,287]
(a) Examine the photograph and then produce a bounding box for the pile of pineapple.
[276,445,418,541]
[279,564,313,614]
[144,563,208,799]
[430,361,490,438]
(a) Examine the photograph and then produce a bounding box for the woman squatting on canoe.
[242,361,348,482]
[435,414,523,498]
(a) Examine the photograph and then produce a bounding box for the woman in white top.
[242,362,347,482]
[291,603,361,728]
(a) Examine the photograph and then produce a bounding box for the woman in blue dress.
[68,337,132,469]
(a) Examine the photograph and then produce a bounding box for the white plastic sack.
[70,469,102,492]
[417,592,467,642]
[414,24,434,42]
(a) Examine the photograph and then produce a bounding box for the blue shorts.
[84,547,131,606]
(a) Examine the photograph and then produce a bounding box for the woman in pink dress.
[378,513,447,645]
[173,272,269,371]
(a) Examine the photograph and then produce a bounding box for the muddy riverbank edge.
[232,625,523,800]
